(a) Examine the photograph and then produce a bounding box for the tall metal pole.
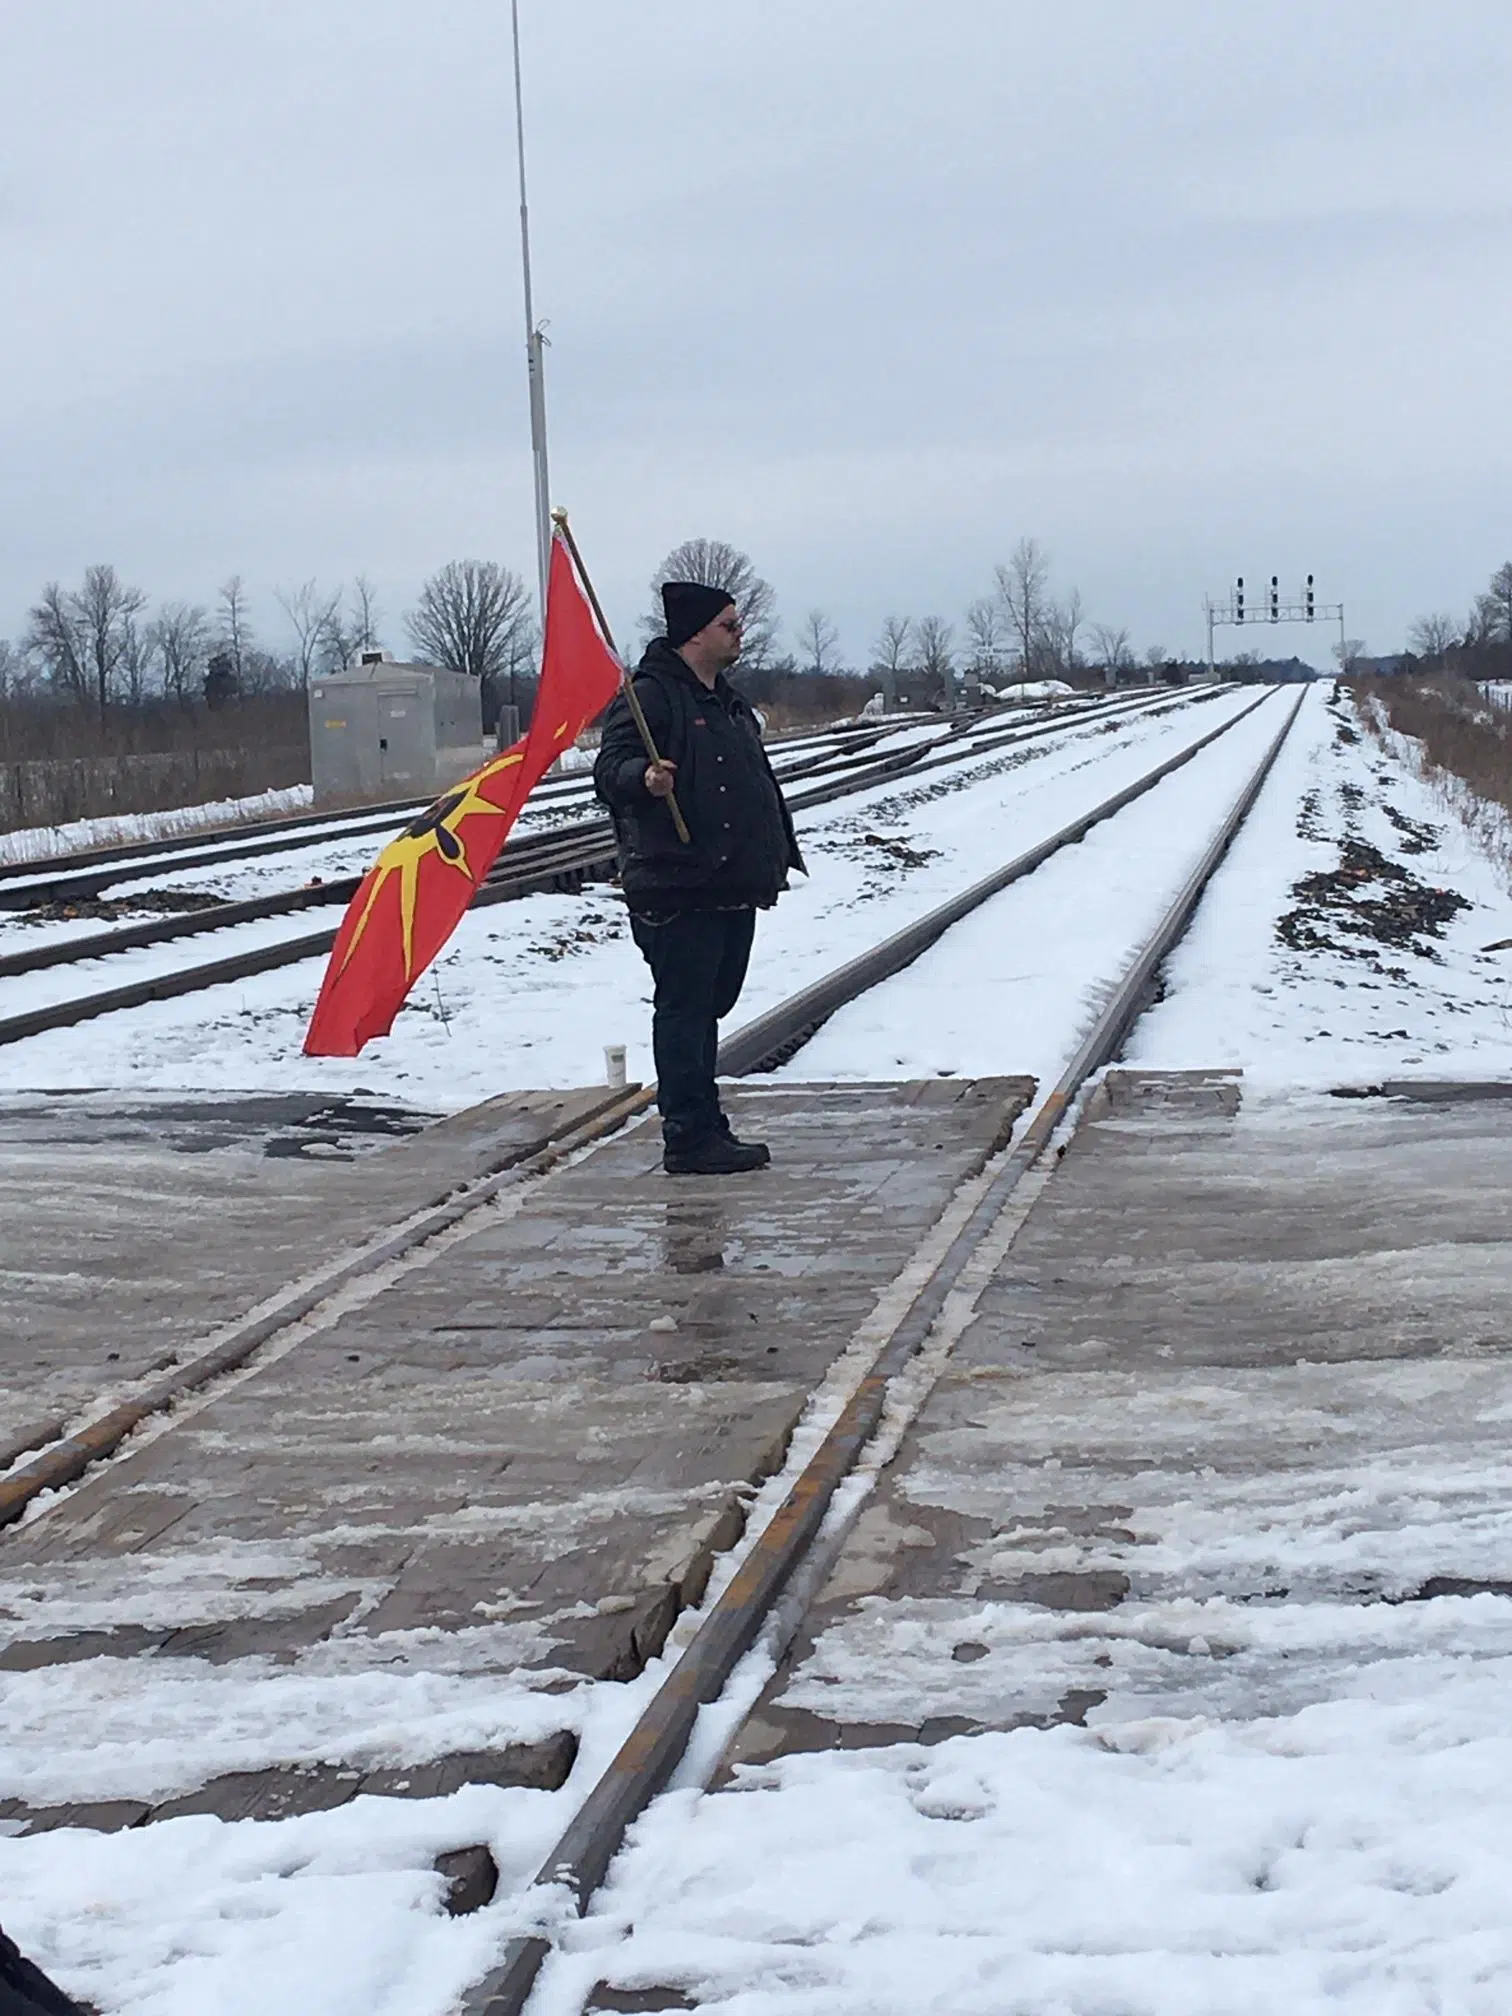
[511,0,552,650]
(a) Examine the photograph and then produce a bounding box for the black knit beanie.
[661,581,737,649]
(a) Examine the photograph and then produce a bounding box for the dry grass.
[0,693,310,832]
[1351,676,1512,882]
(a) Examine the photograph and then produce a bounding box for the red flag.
[303,530,624,1056]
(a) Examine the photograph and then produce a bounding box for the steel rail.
[0,687,1269,1504]
[0,711,1007,974]
[0,714,940,905]
[0,689,1161,913]
[0,789,432,888]
[0,687,1202,1043]
[0,1082,656,1525]
[0,722,974,981]
[459,685,1306,2016]
[0,705,1074,1484]
[718,685,1275,1074]
[0,816,623,986]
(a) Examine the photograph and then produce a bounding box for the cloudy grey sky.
[3,0,1511,669]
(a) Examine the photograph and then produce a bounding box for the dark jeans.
[630,907,756,1149]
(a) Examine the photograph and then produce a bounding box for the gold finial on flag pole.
[551,509,691,844]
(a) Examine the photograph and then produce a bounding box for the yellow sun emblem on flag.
[336,751,525,981]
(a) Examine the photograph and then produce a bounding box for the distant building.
[308,652,484,807]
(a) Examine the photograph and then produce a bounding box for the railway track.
[0,692,1148,916]
[0,684,1318,2015]
[0,683,1209,1050]
[0,689,1290,1516]
[0,712,924,908]
[458,684,1304,2015]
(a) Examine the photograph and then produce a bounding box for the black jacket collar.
[639,637,741,711]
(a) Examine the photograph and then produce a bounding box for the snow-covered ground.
[11,682,1502,1113]
[0,709,1006,949]
[9,679,1512,2014]
[0,689,1234,1107]
[556,1654,1512,2014]
[1133,683,1512,1086]
[0,784,316,866]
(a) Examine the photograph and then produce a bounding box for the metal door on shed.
[377,687,424,788]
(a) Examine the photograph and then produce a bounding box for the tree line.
[0,561,539,733]
[0,528,1169,763]
[1405,562,1512,682]
[648,534,1174,706]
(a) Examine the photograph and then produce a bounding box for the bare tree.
[1408,612,1458,668]
[870,615,914,703]
[1089,623,1134,685]
[120,612,151,706]
[994,537,1051,677]
[405,559,535,720]
[23,583,90,706]
[1143,644,1170,670]
[69,564,148,721]
[1334,637,1368,675]
[149,602,211,708]
[317,575,386,674]
[964,596,1008,689]
[915,616,956,704]
[1474,563,1512,644]
[217,576,253,689]
[647,537,778,669]
[349,575,381,656]
[1041,589,1084,678]
[277,580,342,688]
[798,608,840,677]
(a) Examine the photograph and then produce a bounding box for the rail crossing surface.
[728,1068,1512,1767]
[7,684,1512,2012]
[0,1077,1030,1832]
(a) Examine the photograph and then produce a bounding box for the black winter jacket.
[594,640,806,911]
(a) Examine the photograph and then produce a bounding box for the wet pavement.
[727,1070,1512,1765]
[0,1076,1031,1830]
[0,1085,622,1454]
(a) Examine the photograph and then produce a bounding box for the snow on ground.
[1131,683,1512,1086]
[1,1795,515,2016]
[0,1563,740,2016]
[0,785,315,866]
[13,681,1512,2012]
[984,677,1077,699]
[0,716,966,948]
[551,1669,1512,2015]
[784,692,1289,1090]
[0,690,1234,1108]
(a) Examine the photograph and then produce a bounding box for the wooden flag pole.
[551,507,691,845]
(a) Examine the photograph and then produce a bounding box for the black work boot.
[663,1135,770,1176]
[716,1116,771,1166]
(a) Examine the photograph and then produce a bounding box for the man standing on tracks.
[594,581,805,1176]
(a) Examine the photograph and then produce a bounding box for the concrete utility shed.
[308,652,483,806]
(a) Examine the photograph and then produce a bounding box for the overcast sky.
[3,0,1511,670]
